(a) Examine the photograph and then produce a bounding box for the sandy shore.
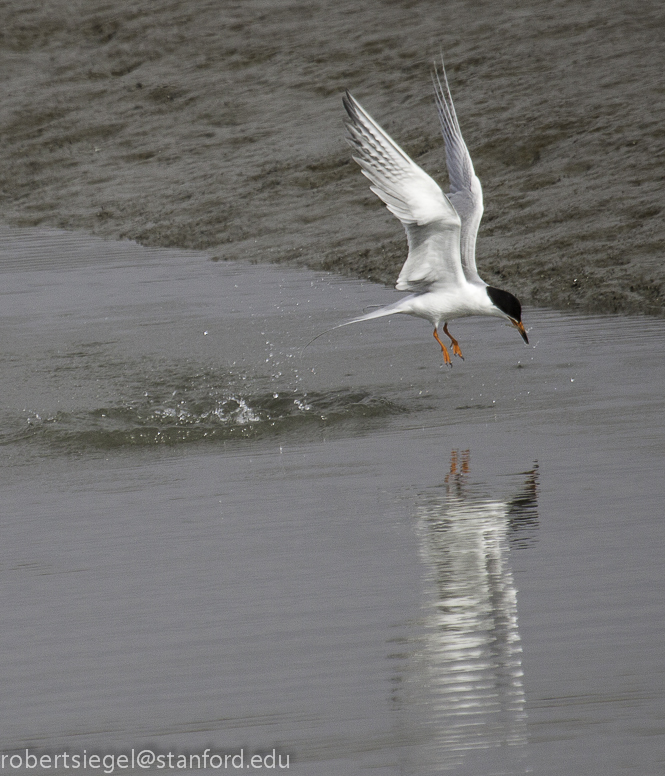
[1,0,663,316]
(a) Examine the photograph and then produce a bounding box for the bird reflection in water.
[393,451,539,774]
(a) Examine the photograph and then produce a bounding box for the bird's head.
[486,286,528,344]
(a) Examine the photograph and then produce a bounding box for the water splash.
[7,385,405,451]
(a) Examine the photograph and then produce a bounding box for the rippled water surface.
[1,227,664,775]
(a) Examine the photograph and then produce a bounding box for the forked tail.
[299,301,405,357]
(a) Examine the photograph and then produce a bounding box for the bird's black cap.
[486,286,522,321]
[486,286,528,343]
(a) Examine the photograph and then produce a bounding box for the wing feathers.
[343,90,465,291]
[432,61,484,283]
[432,66,469,193]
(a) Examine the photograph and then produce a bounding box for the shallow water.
[0,227,664,774]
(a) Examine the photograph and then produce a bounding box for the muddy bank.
[0,0,663,316]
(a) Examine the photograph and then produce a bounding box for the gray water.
[1,227,664,775]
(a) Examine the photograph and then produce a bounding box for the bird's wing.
[432,61,484,284]
[343,91,465,292]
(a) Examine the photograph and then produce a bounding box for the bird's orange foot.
[443,323,464,360]
[433,327,453,367]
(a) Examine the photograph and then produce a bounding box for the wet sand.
[1,0,663,316]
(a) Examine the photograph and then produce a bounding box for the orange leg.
[443,322,464,359]
[433,327,452,366]
[445,449,470,489]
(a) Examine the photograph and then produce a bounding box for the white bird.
[310,60,528,365]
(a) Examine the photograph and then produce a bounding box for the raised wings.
[432,62,484,283]
[343,61,484,291]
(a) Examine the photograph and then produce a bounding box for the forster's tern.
[309,61,528,365]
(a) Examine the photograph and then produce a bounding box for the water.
[0,227,664,775]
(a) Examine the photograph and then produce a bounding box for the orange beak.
[514,320,529,344]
